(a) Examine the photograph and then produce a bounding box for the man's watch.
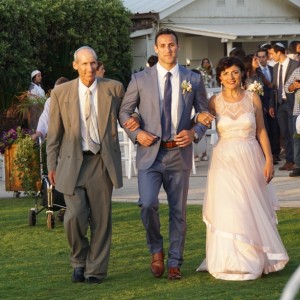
[192,129,199,143]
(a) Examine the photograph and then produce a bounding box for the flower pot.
[4,143,40,192]
[5,144,23,191]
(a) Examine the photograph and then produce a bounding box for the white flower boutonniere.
[247,80,264,96]
[181,80,192,95]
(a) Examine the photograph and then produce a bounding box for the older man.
[47,46,124,284]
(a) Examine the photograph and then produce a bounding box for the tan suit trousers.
[63,153,113,280]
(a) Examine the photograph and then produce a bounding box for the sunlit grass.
[0,197,299,300]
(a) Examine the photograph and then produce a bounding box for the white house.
[122,0,300,71]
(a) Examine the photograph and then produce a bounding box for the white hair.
[73,46,97,61]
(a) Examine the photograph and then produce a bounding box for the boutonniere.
[181,80,192,95]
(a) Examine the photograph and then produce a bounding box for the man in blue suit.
[119,28,213,280]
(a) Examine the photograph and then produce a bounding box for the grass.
[0,197,299,300]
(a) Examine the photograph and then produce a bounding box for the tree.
[0,0,132,112]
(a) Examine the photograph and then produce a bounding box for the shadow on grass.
[0,198,299,300]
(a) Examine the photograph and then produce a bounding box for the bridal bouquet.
[247,80,264,96]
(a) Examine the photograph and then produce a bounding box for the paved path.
[1,151,299,207]
[112,159,300,208]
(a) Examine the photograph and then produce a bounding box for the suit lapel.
[97,78,112,140]
[178,66,190,122]
[148,67,161,119]
[285,60,293,82]
[66,79,81,139]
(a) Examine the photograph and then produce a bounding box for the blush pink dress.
[197,91,289,280]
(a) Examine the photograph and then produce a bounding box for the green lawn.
[0,197,299,300]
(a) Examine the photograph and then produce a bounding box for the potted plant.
[10,91,47,130]
[0,127,40,196]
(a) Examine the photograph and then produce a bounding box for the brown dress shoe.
[168,267,182,280]
[151,252,165,278]
[279,162,295,171]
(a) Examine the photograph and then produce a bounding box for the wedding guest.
[96,61,105,78]
[199,58,217,87]
[287,41,300,62]
[197,56,289,280]
[259,43,276,67]
[243,54,264,88]
[28,70,45,98]
[32,77,69,141]
[285,67,300,177]
[256,47,281,164]
[269,43,300,171]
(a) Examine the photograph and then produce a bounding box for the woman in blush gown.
[196,56,289,280]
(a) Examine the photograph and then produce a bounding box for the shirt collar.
[156,62,179,79]
[78,78,97,94]
[280,57,289,68]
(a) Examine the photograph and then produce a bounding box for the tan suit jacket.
[47,77,124,195]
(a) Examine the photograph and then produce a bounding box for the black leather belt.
[160,141,178,149]
[82,150,100,156]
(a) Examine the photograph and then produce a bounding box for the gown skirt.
[197,136,289,280]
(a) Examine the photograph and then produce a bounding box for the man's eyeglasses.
[257,55,267,58]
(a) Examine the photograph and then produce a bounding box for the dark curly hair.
[215,56,246,86]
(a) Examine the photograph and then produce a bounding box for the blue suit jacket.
[119,65,208,170]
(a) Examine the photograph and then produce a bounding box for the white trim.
[164,23,300,41]
[288,0,300,8]
[130,28,153,38]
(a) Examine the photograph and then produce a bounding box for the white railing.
[118,126,137,179]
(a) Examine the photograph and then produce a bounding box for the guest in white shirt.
[32,77,69,141]
[28,70,45,98]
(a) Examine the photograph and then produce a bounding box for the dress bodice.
[214,91,256,140]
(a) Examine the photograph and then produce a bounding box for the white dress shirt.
[260,65,271,82]
[78,79,98,151]
[278,57,290,100]
[156,62,180,139]
[36,97,50,140]
[28,82,45,98]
